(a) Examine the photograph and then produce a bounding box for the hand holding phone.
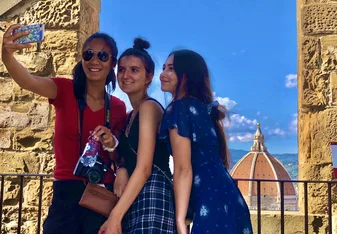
[13,23,44,44]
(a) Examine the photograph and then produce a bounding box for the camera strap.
[77,91,111,156]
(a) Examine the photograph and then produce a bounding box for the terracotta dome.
[230,124,297,210]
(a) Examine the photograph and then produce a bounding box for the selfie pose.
[159,49,253,234]
[1,24,128,234]
[99,38,176,234]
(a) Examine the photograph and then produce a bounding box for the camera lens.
[87,170,101,184]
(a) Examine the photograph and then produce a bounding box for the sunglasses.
[82,50,112,62]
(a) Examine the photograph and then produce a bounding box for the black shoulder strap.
[77,91,111,156]
[146,97,165,111]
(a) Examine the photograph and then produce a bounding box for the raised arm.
[99,100,163,234]
[169,128,193,234]
[1,24,57,99]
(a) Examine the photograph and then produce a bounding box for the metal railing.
[234,178,337,234]
[0,174,52,234]
[0,174,336,234]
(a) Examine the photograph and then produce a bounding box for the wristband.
[102,135,119,152]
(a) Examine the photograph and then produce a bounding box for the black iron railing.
[234,178,337,234]
[0,174,52,234]
[0,174,336,234]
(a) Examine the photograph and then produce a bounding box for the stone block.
[299,163,333,182]
[23,179,53,206]
[321,35,337,71]
[0,151,39,174]
[52,51,78,75]
[41,30,79,52]
[0,77,14,102]
[331,72,337,106]
[0,105,30,129]
[0,52,52,77]
[82,0,100,12]
[29,102,50,130]
[305,0,331,3]
[79,0,99,36]
[302,4,337,35]
[19,0,81,29]
[13,128,54,151]
[302,37,321,69]
[3,180,20,204]
[12,82,34,101]
[0,129,12,149]
[301,69,330,109]
[1,206,49,234]
[37,152,55,174]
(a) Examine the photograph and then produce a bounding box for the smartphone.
[13,23,45,44]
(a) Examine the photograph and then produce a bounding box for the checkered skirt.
[122,165,177,234]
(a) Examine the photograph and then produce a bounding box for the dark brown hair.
[169,49,231,169]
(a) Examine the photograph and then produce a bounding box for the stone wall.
[0,0,100,233]
[297,0,337,224]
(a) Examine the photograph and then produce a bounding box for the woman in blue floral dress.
[159,49,253,234]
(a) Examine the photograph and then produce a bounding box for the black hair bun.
[133,38,150,50]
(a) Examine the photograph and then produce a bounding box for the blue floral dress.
[159,97,253,234]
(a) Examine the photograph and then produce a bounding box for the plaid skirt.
[122,165,177,234]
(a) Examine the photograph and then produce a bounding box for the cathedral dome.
[230,124,297,210]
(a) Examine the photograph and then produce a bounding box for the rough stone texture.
[249,212,336,234]
[79,0,99,36]
[12,82,34,101]
[0,129,12,149]
[302,4,337,35]
[0,78,14,101]
[301,69,330,111]
[52,51,78,75]
[302,37,321,69]
[0,152,39,174]
[41,30,78,52]
[298,0,337,218]
[0,0,100,233]
[0,52,53,77]
[18,0,81,29]
[0,105,30,129]
[321,35,337,71]
[331,72,337,105]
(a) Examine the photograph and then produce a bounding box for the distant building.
[230,124,298,211]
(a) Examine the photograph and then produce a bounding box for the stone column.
[0,0,100,233]
[297,0,337,231]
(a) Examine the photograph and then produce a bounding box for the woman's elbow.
[142,166,153,179]
[174,165,192,176]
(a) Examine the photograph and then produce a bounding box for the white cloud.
[289,113,298,133]
[256,111,261,116]
[227,114,258,129]
[285,74,297,88]
[225,113,259,142]
[213,93,237,110]
[228,133,254,142]
[268,128,286,136]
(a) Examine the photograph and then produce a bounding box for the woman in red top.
[1,24,128,234]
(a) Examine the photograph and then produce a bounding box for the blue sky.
[100,0,298,154]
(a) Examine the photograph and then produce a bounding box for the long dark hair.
[118,37,155,85]
[73,33,118,101]
[169,49,231,169]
